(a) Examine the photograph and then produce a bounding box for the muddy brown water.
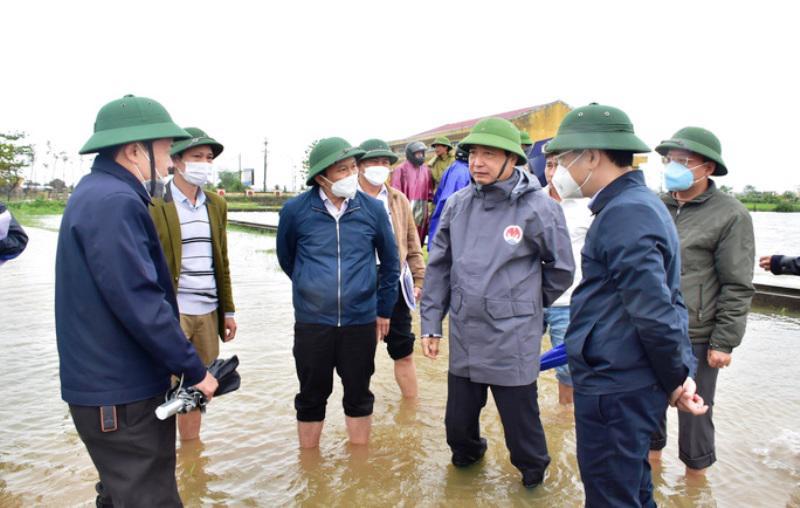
[0,217,798,507]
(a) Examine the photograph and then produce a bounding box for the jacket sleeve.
[276,202,296,278]
[374,204,400,318]
[420,199,454,336]
[0,207,28,261]
[81,193,207,385]
[770,255,800,276]
[219,199,235,314]
[710,210,755,352]
[536,200,575,307]
[602,204,695,393]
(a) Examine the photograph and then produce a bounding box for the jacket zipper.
[335,217,342,327]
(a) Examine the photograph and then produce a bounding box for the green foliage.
[217,170,247,192]
[774,202,797,213]
[299,139,319,190]
[0,132,34,200]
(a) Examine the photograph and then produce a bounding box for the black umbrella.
[156,355,241,420]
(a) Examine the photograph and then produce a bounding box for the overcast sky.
[2,1,798,192]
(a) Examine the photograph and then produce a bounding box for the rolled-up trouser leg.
[678,343,719,469]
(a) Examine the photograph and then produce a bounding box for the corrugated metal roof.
[405,100,567,139]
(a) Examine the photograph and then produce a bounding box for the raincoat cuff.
[770,255,785,275]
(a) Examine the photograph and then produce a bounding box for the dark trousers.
[574,384,668,508]
[384,283,415,360]
[69,396,182,508]
[445,373,550,477]
[293,322,377,422]
[650,343,719,469]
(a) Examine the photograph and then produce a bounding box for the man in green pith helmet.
[420,117,574,489]
[356,138,425,399]
[649,127,755,477]
[55,95,218,507]
[150,127,238,442]
[428,136,455,189]
[545,103,707,507]
[277,137,399,448]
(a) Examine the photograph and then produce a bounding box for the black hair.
[97,145,122,160]
[603,150,634,168]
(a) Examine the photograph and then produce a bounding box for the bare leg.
[648,449,662,464]
[298,421,324,449]
[394,355,418,399]
[557,382,574,405]
[178,411,202,441]
[686,466,708,477]
[345,415,372,445]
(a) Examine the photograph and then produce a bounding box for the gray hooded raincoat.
[421,169,575,386]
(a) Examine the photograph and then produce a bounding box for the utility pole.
[264,138,268,192]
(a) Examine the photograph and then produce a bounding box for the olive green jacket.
[662,181,755,353]
[149,185,235,340]
[428,153,456,187]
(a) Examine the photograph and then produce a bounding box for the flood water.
[1,214,799,507]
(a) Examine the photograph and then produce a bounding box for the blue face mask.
[663,161,702,191]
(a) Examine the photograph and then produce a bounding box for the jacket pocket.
[485,298,535,319]
[450,290,463,314]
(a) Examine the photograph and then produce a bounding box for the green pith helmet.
[655,126,727,176]
[544,103,650,154]
[459,117,528,165]
[170,127,224,158]
[519,130,533,146]
[357,138,399,165]
[431,136,453,150]
[80,94,190,154]
[306,137,365,185]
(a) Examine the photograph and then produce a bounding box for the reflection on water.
[0,221,799,507]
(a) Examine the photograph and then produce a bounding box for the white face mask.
[551,150,590,199]
[324,172,358,199]
[133,143,167,199]
[363,165,391,187]
[180,161,213,187]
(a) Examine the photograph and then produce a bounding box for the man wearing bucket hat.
[355,138,425,399]
[420,117,574,488]
[150,127,237,441]
[545,103,707,506]
[649,127,755,477]
[391,141,434,246]
[277,137,399,448]
[428,136,456,189]
[56,95,218,506]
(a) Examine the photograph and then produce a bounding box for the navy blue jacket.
[277,188,400,326]
[55,156,207,406]
[566,171,696,395]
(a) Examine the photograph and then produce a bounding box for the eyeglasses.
[661,155,705,167]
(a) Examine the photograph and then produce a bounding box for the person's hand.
[193,371,218,401]
[759,255,772,271]
[670,377,709,415]
[707,349,732,369]
[376,317,390,342]
[224,316,237,342]
[413,287,422,302]
[669,376,695,406]
[421,336,440,359]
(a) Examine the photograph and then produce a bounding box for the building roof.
[403,100,569,140]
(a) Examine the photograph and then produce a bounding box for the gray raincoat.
[421,169,575,386]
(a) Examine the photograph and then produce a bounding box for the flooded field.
[0,217,799,507]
